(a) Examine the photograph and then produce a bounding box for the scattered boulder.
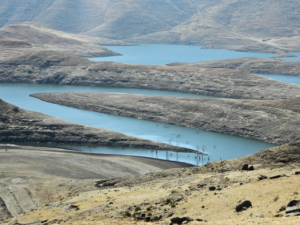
[283,212,300,217]
[269,174,286,179]
[170,217,194,224]
[277,205,286,213]
[0,197,12,220]
[197,183,206,188]
[209,186,216,191]
[286,200,300,214]
[64,204,80,211]
[248,165,254,171]
[241,164,248,170]
[95,179,120,187]
[258,175,268,180]
[236,200,252,212]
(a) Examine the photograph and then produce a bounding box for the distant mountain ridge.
[0,0,299,52]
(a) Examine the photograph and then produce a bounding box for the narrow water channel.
[0,83,275,165]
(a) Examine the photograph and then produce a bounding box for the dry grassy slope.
[30,92,300,145]
[0,0,299,52]
[168,57,300,76]
[1,50,300,100]
[0,99,193,152]
[4,142,300,225]
[0,23,128,46]
[0,23,121,58]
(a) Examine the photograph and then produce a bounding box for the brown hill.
[0,0,299,52]
[0,23,121,58]
[0,99,193,152]
[168,57,300,76]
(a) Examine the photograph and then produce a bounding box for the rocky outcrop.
[0,197,12,220]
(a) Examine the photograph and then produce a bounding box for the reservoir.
[0,83,274,165]
[4,44,299,165]
[90,44,276,65]
[258,74,300,85]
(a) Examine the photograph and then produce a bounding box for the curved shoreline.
[0,144,194,168]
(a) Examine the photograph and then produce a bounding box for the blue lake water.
[5,44,300,165]
[258,74,300,85]
[0,83,274,165]
[90,44,276,65]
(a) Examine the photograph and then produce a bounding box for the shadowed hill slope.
[0,99,193,152]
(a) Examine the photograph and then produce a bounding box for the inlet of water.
[0,83,275,165]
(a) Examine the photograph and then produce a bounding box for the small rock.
[236,200,252,212]
[241,164,248,170]
[286,200,300,214]
[295,171,300,175]
[248,165,254,171]
[277,205,286,213]
[209,186,216,191]
[283,212,300,217]
[197,183,207,188]
[258,175,268,180]
[167,212,174,218]
[170,217,194,224]
[269,174,286,179]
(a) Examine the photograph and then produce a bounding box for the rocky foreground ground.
[1,141,299,225]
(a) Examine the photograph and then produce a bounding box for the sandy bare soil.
[0,145,192,222]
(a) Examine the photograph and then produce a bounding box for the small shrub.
[165,199,172,204]
[146,206,152,211]
[274,196,279,202]
[135,206,141,212]
[123,211,131,217]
